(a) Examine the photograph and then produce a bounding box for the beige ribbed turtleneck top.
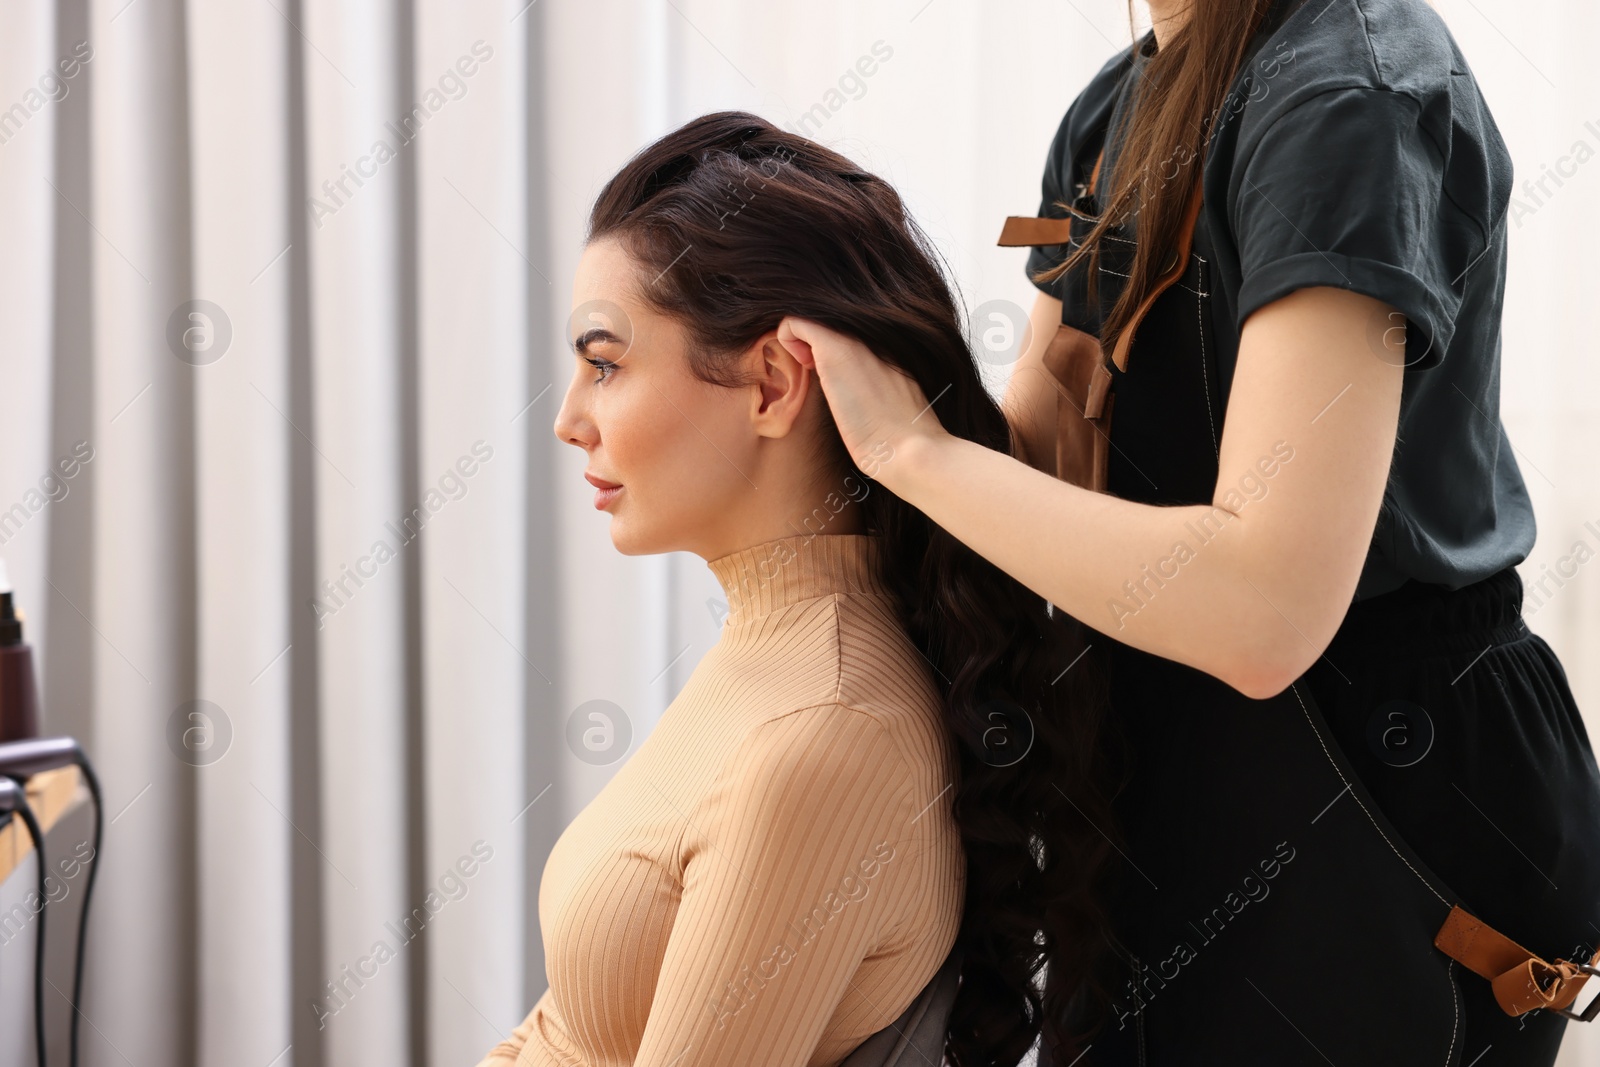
[476,532,965,1067]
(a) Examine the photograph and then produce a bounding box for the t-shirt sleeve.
[1024,107,1081,297]
[1232,86,1471,370]
[632,707,925,1067]
[1022,45,1139,302]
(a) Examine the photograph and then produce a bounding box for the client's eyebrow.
[572,327,623,356]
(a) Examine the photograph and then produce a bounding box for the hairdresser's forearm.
[997,292,1067,473]
[882,433,1293,697]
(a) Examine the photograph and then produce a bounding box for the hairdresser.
[775,0,1600,1062]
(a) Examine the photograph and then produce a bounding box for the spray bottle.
[0,558,40,741]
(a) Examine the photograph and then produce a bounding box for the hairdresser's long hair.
[1037,0,1278,354]
[588,111,1120,1064]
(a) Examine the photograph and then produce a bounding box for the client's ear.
[748,331,815,439]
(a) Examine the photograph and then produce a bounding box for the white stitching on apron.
[1445,960,1460,1067]
[1096,264,1210,299]
[1288,682,1449,906]
[1197,257,1219,457]
[1287,681,1461,1064]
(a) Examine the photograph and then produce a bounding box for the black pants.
[1301,566,1600,1066]
[1042,567,1600,1066]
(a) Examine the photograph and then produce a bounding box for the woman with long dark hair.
[475,113,1118,1067]
[780,0,1600,1064]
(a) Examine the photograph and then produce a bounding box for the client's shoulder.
[715,700,958,845]
[828,592,945,728]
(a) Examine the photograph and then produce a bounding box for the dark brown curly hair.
[587,110,1122,1064]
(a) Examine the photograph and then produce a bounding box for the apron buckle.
[1552,960,1600,1022]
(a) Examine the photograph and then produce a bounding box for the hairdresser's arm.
[780,286,1404,700]
[998,291,1066,473]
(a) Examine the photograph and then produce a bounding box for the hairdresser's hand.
[776,316,951,487]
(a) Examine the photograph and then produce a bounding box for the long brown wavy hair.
[1037,0,1279,355]
[587,111,1120,1063]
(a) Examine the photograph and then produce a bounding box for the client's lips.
[584,472,623,510]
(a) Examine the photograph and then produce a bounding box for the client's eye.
[584,356,618,385]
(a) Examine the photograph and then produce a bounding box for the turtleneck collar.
[706,532,894,626]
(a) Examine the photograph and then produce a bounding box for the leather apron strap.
[997,151,1105,247]
[994,147,1203,495]
[1436,905,1600,1020]
[996,148,1203,374]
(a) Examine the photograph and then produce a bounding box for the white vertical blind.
[189,0,295,1063]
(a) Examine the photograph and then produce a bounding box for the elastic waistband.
[1323,566,1530,663]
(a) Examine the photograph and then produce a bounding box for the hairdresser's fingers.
[777,316,871,383]
[778,316,926,404]
[776,315,944,472]
[778,316,857,371]
[778,316,886,463]
[774,323,815,368]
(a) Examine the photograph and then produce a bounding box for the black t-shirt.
[1026,0,1535,599]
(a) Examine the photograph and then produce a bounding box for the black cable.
[1,779,49,1067]
[0,743,102,1067]
[20,801,47,1067]
[68,756,101,1067]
